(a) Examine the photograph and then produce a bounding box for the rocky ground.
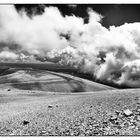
[5,106,140,136]
[0,89,140,136]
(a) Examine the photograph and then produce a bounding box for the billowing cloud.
[0,50,18,61]
[0,5,140,87]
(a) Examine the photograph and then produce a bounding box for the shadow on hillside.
[0,70,86,92]
[10,80,86,92]
[43,71,86,92]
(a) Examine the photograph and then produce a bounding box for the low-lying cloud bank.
[0,5,140,87]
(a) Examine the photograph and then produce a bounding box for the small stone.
[71,132,74,136]
[40,130,46,135]
[115,110,120,115]
[117,125,122,129]
[137,108,140,112]
[110,115,117,121]
[137,116,140,121]
[115,129,120,135]
[135,97,140,104]
[114,121,119,125]
[137,126,140,131]
[92,129,99,135]
[9,133,15,136]
[130,119,135,123]
[103,121,108,126]
[135,110,140,115]
[41,130,46,133]
[104,126,111,131]
[137,103,140,107]
[48,105,53,108]
[118,112,124,118]
[23,120,30,125]
[86,130,92,135]
[7,89,11,91]
[123,109,133,117]
[122,122,129,128]
[129,125,135,129]
[4,129,9,132]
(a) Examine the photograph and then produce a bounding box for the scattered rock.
[136,108,140,112]
[136,105,140,109]
[134,109,140,115]
[40,130,47,135]
[123,109,133,117]
[118,113,124,118]
[48,105,53,108]
[123,122,130,128]
[74,120,81,126]
[137,126,140,131]
[130,119,136,123]
[114,121,119,125]
[23,120,30,125]
[115,111,120,115]
[110,115,117,121]
[6,129,10,132]
[70,132,74,136]
[5,103,140,136]
[85,130,92,136]
[136,116,140,121]
[135,97,140,104]
[117,125,122,129]
[9,130,16,135]
[9,133,15,136]
[129,125,135,129]
[103,121,108,126]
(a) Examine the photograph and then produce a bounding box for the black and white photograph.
[0,1,140,137]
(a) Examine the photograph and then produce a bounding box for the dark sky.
[15,4,140,28]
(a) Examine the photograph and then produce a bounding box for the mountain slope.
[0,68,115,92]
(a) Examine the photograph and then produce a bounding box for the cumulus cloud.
[0,50,18,61]
[0,5,140,87]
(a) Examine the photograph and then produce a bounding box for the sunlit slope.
[0,68,115,92]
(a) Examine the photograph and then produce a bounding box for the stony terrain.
[0,89,140,136]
